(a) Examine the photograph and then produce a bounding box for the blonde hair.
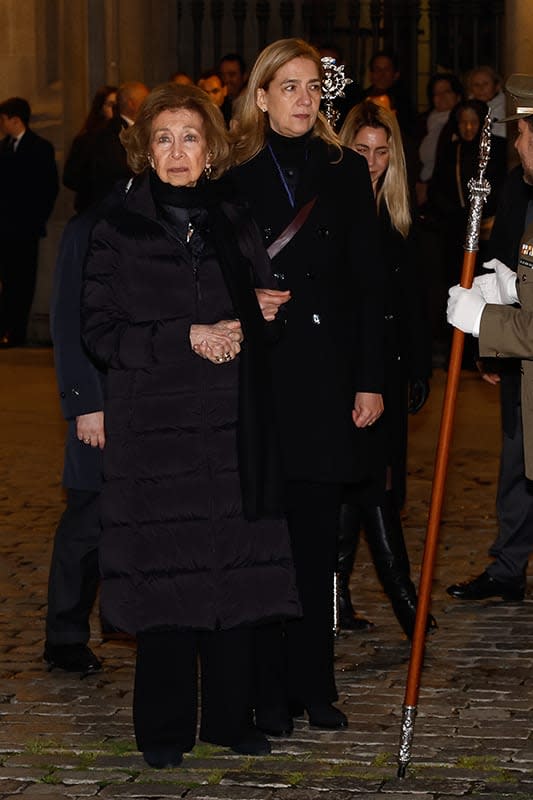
[339,100,411,238]
[231,37,342,165]
[121,83,230,177]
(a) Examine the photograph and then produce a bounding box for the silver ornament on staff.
[321,56,353,130]
[396,112,492,778]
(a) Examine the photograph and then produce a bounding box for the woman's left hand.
[190,320,243,364]
[352,392,384,428]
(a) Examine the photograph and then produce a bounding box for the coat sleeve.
[81,219,194,369]
[402,224,432,379]
[345,150,385,393]
[63,133,90,192]
[480,304,533,360]
[51,215,105,420]
[31,137,59,234]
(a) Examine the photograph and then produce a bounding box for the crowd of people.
[3,38,532,770]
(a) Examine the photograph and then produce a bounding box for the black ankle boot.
[337,502,374,631]
[363,493,437,639]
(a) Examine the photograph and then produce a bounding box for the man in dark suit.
[45,184,126,675]
[363,50,416,136]
[0,97,58,346]
[89,81,148,208]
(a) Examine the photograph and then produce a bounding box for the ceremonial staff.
[320,56,352,131]
[320,55,353,634]
[397,113,493,777]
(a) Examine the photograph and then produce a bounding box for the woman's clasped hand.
[189,319,243,363]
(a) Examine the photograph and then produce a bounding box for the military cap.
[500,73,533,122]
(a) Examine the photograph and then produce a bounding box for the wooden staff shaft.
[397,248,478,776]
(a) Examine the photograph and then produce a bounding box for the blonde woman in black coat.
[230,38,385,735]
[81,84,300,769]
[338,101,434,638]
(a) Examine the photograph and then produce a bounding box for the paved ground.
[1,347,533,799]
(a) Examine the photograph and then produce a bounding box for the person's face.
[150,108,209,187]
[369,56,397,92]
[198,75,227,108]
[350,125,390,193]
[220,60,245,99]
[432,79,460,113]
[257,57,321,138]
[458,108,480,142]
[515,118,533,185]
[127,86,149,121]
[470,71,498,103]
[0,114,17,137]
[102,92,117,120]
[172,73,194,86]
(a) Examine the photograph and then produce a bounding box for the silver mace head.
[321,56,353,129]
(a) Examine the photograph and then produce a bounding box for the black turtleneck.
[267,128,314,202]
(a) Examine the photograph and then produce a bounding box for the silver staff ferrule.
[397,704,417,778]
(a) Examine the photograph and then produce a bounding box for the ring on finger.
[83,438,91,444]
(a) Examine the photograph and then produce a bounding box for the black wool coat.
[81,171,300,635]
[230,139,385,484]
[0,128,58,237]
[51,210,106,491]
[356,208,432,508]
[50,186,128,491]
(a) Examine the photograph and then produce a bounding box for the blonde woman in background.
[337,101,434,638]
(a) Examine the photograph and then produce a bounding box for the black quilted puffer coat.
[81,171,300,635]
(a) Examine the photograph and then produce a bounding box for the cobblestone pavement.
[1,348,533,799]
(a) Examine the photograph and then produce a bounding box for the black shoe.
[446,571,525,602]
[142,747,183,769]
[306,702,348,730]
[339,597,375,631]
[255,705,294,737]
[230,727,271,755]
[43,643,102,676]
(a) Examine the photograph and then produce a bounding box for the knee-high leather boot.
[337,503,374,631]
[362,492,436,639]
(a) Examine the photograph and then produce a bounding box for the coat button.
[522,274,527,281]
[317,227,329,238]
[71,387,80,396]
[264,226,272,240]
[60,391,66,398]
[312,313,321,325]
[385,313,394,320]
[273,271,285,282]
[305,271,315,279]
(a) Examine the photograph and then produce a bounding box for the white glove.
[447,285,486,337]
[472,258,518,305]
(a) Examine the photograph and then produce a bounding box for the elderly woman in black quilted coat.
[81,84,300,769]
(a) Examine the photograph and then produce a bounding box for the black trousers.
[0,234,40,344]
[489,404,533,580]
[255,481,341,708]
[45,489,100,645]
[134,627,254,752]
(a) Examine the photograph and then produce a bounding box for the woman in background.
[338,101,433,638]
[63,85,117,212]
